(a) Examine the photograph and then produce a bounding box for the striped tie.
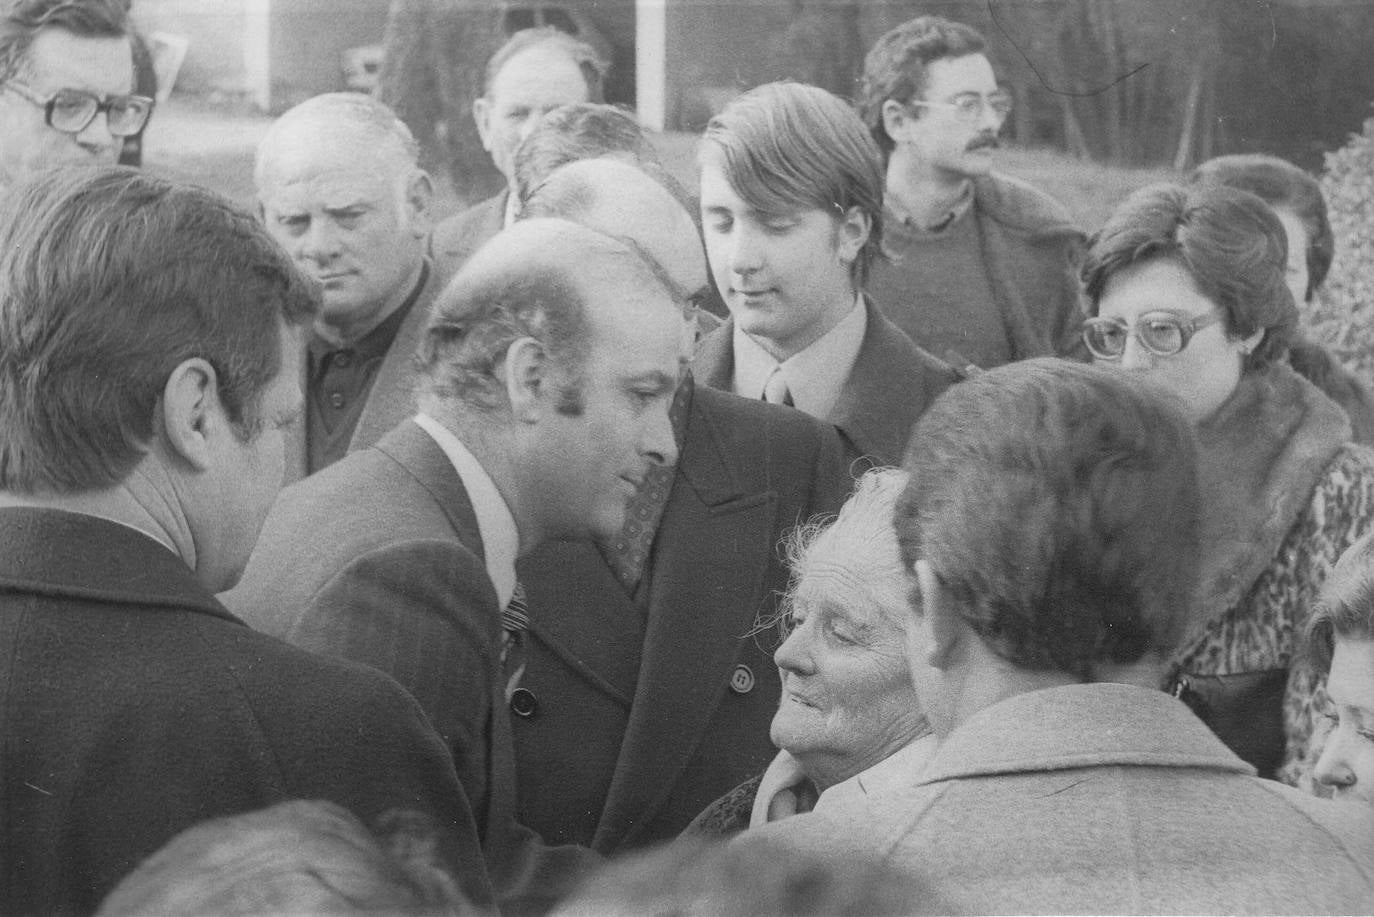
[500,582,529,702]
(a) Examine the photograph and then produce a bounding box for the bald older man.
[255,92,435,478]
[511,158,850,853]
[227,217,684,909]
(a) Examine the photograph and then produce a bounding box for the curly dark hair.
[857,15,986,159]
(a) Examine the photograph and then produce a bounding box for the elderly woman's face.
[770,563,925,789]
[1095,258,1254,423]
[1314,637,1374,806]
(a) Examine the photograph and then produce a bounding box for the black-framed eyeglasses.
[1081,310,1224,360]
[3,82,154,137]
[907,90,1013,124]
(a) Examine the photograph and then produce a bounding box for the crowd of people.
[0,0,1371,914]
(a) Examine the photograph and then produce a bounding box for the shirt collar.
[731,294,867,419]
[411,412,519,608]
[890,180,974,234]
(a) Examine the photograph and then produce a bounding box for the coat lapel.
[350,263,442,453]
[518,540,645,708]
[592,386,779,850]
[829,299,953,466]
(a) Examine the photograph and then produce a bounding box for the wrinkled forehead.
[794,558,902,628]
[258,131,407,204]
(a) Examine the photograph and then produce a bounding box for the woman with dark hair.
[1190,153,1374,443]
[1081,181,1374,787]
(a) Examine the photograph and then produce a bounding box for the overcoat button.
[510,687,538,717]
[729,664,755,694]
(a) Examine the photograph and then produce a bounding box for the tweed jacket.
[512,382,850,853]
[1,508,490,915]
[740,683,1374,914]
[430,191,507,281]
[870,170,1087,365]
[694,297,957,466]
[224,421,597,913]
[283,260,443,483]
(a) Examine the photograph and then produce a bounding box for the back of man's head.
[896,358,1200,679]
[417,217,663,417]
[521,158,704,306]
[858,15,987,158]
[0,0,127,82]
[0,166,317,494]
[511,102,660,209]
[701,81,885,287]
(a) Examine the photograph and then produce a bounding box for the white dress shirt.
[413,412,519,608]
[731,294,867,420]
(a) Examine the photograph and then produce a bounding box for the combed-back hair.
[857,15,987,158]
[0,166,318,494]
[1306,531,1374,671]
[0,0,127,84]
[481,26,607,102]
[419,218,655,416]
[254,92,420,192]
[896,358,1200,679]
[511,102,659,210]
[1081,182,1298,372]
[701,81,885,288]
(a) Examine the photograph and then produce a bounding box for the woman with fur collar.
[1080,182,1374,788]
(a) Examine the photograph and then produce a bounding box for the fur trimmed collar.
[1188,362,1350,646]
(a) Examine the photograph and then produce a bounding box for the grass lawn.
[143,96,1175,234]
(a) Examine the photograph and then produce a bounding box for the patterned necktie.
[763,365,793,407]
[500,582,529,702]
[602,378,691,592]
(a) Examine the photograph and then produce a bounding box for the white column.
[635,0,667,131]
[244,0,271,111]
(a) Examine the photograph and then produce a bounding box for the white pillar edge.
[635,0,667,131]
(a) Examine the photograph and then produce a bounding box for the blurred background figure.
[858,15,1085,368]
[1081,181,1374,784]
[1306,530,1374,806]
[99,801,473,917]
[690,468,935,834]
[0,0,149,189]
[430,27,606,270]
[1189,152,1374,444]
[554,835,937,917]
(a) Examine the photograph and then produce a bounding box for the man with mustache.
[858,16,1086,369]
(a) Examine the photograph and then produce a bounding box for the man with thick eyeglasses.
[0,0,138,188]
[857,15,1086,370]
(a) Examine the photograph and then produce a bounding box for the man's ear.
[472,97,494,153]
[913,559,961,671]
[160,357,222,472]
[835,205,871,265]
[404,169,435,239]
[503,336,546,423]
[881,98,916,144]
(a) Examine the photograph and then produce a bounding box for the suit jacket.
[740,683,1374,914]
[283,261,443,483]
[513,383,849,853]
[0,508,490,916]
[430,192,507,281]
[694,297,957,466]
[225,421,597,913]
